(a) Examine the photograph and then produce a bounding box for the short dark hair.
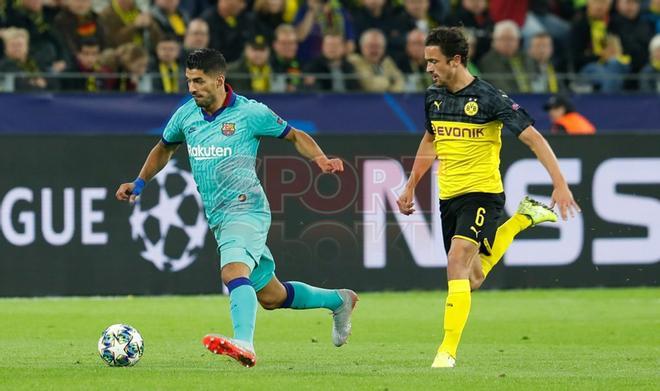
[186,48,227,75]
[425,27,469,65]
[543,95,574,112]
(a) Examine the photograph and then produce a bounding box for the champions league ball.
[98,324,144,367]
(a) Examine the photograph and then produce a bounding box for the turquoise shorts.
[212,211,275,292]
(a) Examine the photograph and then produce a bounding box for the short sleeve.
[161,109,185,145]
[492,90,534,136]
[250,102,291,139]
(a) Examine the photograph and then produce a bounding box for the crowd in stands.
[0,0,658,93]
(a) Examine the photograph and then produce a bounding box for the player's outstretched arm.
[115,140,180,203]
[284,127,344,173]
[518,126,581,220]
[397,131,436,215]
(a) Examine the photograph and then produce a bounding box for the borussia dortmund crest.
[221,123,236,136]
[464,100,479,116]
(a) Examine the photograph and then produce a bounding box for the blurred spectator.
[642,0,660,35]
[253,0,298,43]
[99,0,163,50]
[610,0,653,74]
[0,27,49,90]
[150,0,190,42]
[478,20,533,92]
[227,34,272,92]
[527,31,565,92]
[352,0,407,58]
[543,94,596,135]
[149,34,184,93]
[101,41,149,91]
[639,34,660,92]
[201,0,254,63]
[580,33,630,92]
[443,0,493,62]
[348,28,405,92]
[270,24,301,92]
[303,32,359,91]
[570,0,613,72]
[389,0,439,59]
[54,0,107,57]
[396,28,432,91]
[293,0,355,62]
[352,0,391,38]
[182,17,208,57]
[61,36,112,91]
[6,0,67,72]
[525,0,571,62]
[397,0,438,33]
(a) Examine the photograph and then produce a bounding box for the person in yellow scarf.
[150,0,189,42]
[227,35,273,92]
[149,34,184,93]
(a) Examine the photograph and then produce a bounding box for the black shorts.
[439,192,505,255]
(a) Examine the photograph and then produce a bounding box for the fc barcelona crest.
[221,123,236,136]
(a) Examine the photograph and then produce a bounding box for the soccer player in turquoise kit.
[115,48,358,368]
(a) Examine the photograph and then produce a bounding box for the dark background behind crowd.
[0,0,658,93]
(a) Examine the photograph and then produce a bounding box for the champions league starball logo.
[128,160,208,272]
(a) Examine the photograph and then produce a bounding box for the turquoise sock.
[282,281,343,311]
[227,277,257,345]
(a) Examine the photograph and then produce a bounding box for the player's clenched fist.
[116,178,145,203]
[397,188,415,215]
[315,156,344,173]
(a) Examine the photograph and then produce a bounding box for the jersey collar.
[202,83,237,122]
[448,76,478,95]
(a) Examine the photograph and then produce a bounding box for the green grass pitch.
[0,288,658,390]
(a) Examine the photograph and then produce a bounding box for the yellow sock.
[439,279,471,358]
[480,214,531,277]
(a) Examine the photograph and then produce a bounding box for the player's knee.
[258,295,284,310]
[220,262,251,285]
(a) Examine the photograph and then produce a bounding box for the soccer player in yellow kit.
[397,27,581,368]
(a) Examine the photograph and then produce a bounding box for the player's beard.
[432,68,453,87]
[194,94,216,112]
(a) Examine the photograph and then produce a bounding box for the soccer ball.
[98,324,144,367]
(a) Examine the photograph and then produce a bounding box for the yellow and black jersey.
[424,77,533,200]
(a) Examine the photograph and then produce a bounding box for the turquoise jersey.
[162,85,290,227]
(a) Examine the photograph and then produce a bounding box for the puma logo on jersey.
[433,100,442,111]
[470,226,481,236]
